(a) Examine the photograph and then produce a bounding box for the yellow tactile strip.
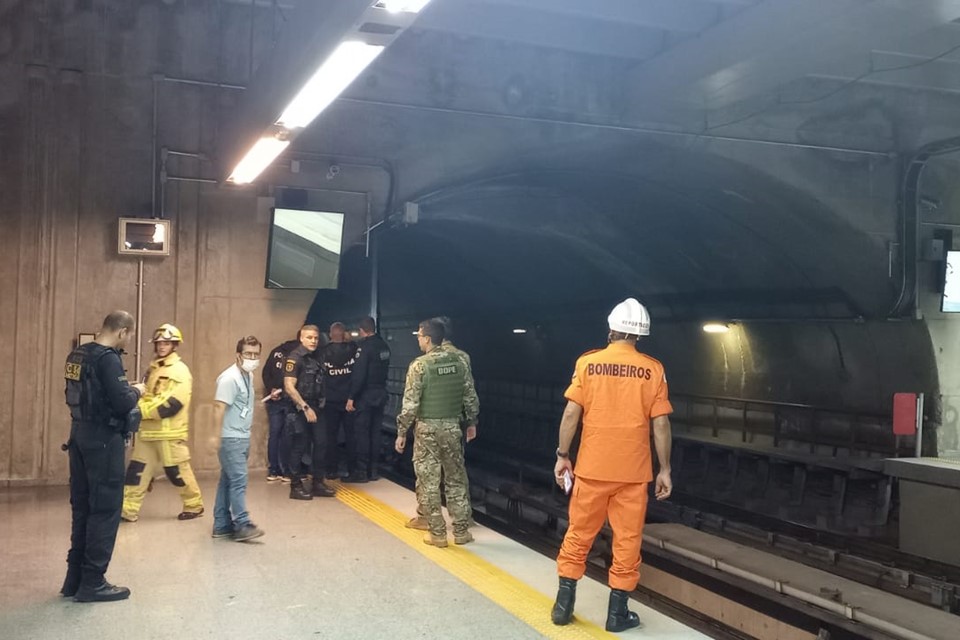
[336,486,615,640]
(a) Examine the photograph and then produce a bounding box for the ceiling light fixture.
[702,323,730,334]
[376,0,432,13]
[228,136,290,184]
[276,41,385,130]
[512,329,527,334]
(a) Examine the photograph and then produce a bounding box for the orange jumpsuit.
[556,341,672,591]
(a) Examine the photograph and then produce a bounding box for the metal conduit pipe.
[646,534,938,640]
[338,97,894,158]
[889,135,960,318]
[165,176,218,184]
[150,74,247,222]
[286,151,398,232]
[135,258,144,376]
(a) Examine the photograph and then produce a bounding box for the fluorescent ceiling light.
[512,329,527,334]
[276,41,385,130]
[702,323,730,334]
[228,137,290,184]
[376,0,432,13]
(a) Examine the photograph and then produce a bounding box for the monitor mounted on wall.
[265,208,345,289]
[118,218,171,256]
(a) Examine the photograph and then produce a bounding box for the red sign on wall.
[893,393,918,435]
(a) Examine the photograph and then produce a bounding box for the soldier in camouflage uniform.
[406,316,478,530]
[395,318,479,547]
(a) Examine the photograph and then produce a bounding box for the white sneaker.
[266,475,280,482]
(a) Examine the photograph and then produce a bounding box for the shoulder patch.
[285,361,295,372]
[64,362,82,381]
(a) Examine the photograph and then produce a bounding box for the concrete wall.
[0,1,341,484]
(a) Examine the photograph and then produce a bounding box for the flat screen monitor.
[943,250,960,312]
[265,208,345,289]
[118,218,171,256]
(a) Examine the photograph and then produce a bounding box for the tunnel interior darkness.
[314,149,938,427]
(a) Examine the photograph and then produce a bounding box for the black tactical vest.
[65,344,104,423]
[64,344,141,434]
[297,352,323,403]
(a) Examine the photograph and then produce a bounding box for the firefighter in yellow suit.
[121,324,204,522]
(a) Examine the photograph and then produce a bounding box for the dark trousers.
[352,391,387,477]
[67,423,125,587]
[266,401,289,475]
[287,408,326,481]
[324,404,352,476]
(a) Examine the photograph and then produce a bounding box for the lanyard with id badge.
[239,373,252,419]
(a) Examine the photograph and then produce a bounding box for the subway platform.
[0,477,706,640]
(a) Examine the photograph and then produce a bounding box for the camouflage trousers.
[412,420,471,537]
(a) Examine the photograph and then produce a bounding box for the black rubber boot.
[605,589,641,632]
[59,565,81,597]
[311,479,336,497]
[73,581,131,603]
[289,477,312,501]
[551,577,577,625]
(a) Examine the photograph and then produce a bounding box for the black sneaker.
[177,508,204,521]
[211,528,235,538]
[233,524,265,542]
[74,582,131,603]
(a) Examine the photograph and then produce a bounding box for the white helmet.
[608,298,650,336]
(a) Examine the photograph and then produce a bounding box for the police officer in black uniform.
[322,322,356,481]
[282,324,335,500]
[62,310,145,602]
[263,335,300,480]
[345,316,391,482]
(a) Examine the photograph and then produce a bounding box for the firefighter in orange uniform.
[550,298,673,633]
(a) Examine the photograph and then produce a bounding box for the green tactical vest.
[419,351,465,419]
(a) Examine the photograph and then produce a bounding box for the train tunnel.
[3,1,960,638]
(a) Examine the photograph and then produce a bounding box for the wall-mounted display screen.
[118,218,171,256]
[265,208,345,289]
[942,250,960,312]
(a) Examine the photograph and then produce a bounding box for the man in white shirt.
[212,336,265,541]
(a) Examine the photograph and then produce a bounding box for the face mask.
[241,359,260,373]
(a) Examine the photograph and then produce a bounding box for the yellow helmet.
[151,323,183,343]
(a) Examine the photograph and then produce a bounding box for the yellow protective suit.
[121,352,203,520]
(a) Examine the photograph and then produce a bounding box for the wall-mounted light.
[702,322,730,334]
[228,136,290,184]
[276,41,385,130]
[512,328,527,334]
[376,0,432,13]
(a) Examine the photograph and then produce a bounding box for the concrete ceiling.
[229,0,960,319]
[281,0,960,153]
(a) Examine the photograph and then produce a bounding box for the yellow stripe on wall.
[336,486,615,640]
